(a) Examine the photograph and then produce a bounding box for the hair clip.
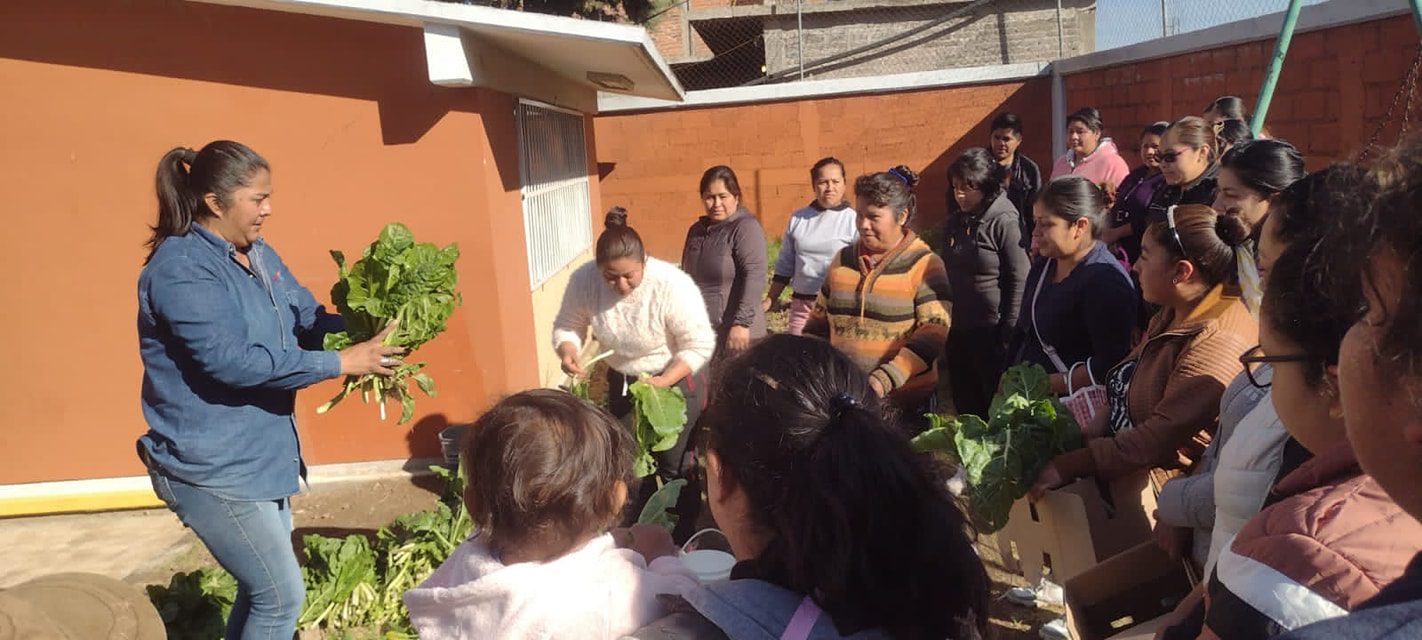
[887,167,909,184]
[830,392,860,414]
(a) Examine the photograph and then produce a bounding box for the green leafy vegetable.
[637,478,688,532]
[150,462,474,638]
[628,379,688,477]
[319,223,461,424]
[912,363,1083,532]
[146,567,236,639]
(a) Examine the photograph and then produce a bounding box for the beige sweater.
[552,257,716,377]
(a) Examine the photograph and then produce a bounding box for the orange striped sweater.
[805,232,952,405]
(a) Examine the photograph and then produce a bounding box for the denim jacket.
[137,224,342,501]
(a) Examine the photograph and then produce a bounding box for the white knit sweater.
[551,257,716,377]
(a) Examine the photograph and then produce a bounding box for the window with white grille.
[516,100,593,290]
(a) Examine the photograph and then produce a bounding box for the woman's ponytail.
[148,147,198,264]
[706,335,989,640]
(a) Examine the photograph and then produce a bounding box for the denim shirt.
[137,224,342,501]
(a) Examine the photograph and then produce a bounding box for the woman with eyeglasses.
[1192,167,1422,640]
[1030,205,1256,507]
[1152,167,1367,640]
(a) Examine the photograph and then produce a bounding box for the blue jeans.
[147,467,305,640]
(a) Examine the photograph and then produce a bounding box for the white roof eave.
[189,0,686,106]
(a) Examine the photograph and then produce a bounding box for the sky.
[1095,0,1332,51]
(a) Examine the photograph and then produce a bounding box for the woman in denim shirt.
[136,141,398,639]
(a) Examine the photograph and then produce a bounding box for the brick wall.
[594,78,1053,260]
[1062,14,1420,169]
[602,11,1420,261]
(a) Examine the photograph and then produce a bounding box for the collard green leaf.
[637,478,687,532]
[946,363,1086,533]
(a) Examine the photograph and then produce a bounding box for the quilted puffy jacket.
[1198,441,1422,639]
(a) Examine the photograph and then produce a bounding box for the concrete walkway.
[0,507,193,588]
[0,469,445,589]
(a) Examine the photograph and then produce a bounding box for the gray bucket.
[438,424,469,468]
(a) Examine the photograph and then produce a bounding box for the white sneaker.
[1038,616,1070,640]
[1005,576,1064,608]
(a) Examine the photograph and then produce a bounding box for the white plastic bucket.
[678,528,735,582]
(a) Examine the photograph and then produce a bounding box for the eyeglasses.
[1165,205,1192,264]
[1239,345,1314,389]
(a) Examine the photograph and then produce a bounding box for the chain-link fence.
[637,0,1335,90]
[1095,0,1329,51]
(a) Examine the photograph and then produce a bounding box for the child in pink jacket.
[403,389,699,639]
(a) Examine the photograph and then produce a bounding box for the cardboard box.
[1064,542,1193,640]
[992,472,1158,584]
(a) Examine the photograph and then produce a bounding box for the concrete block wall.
[594,78,1053,260]
[1062,14,1419,169]
[764,0,1094,80]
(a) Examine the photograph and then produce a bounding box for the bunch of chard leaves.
[629,379,687,478]
[319,223,460,424]
[911,363,1083,532]
[145,567,236,639]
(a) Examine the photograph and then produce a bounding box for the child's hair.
[853,165,920,223]
[1037,175,1109,237]
[463,389,633,561]
[704,335,989,640]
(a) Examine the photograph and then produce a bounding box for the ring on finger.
[380,357,397,367]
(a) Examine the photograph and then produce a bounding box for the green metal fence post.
[1250,0,1306,136]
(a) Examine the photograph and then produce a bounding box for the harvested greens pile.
[912,364,1083,532]
[319,223,460,424]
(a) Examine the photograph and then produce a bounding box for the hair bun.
[1216,212,1251,248]
[890,165,921,189]
[604,206,629,229]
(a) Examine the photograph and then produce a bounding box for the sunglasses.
[1239,345,1314,389]
[1165,205,1192,264]
[1159,150,1186,164]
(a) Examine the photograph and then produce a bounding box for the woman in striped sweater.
[805,166,952,426]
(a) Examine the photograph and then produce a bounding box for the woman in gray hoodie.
[941,147,1030,417]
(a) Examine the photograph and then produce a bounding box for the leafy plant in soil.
[149,464,473,638]
[912,363,1082,532]
[319,223,460,424]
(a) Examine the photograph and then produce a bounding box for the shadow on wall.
[915,79,1055,239]
[0,0,497,152]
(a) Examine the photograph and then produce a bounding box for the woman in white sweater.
[553,207,716,540]
[764,157,859,335]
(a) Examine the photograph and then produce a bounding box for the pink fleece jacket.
[1050,138,1132,190]
[404,533,700,640]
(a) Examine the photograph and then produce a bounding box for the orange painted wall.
[594,79,1054,260]
[0,0,550,484]
[1062,15,1419,170]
